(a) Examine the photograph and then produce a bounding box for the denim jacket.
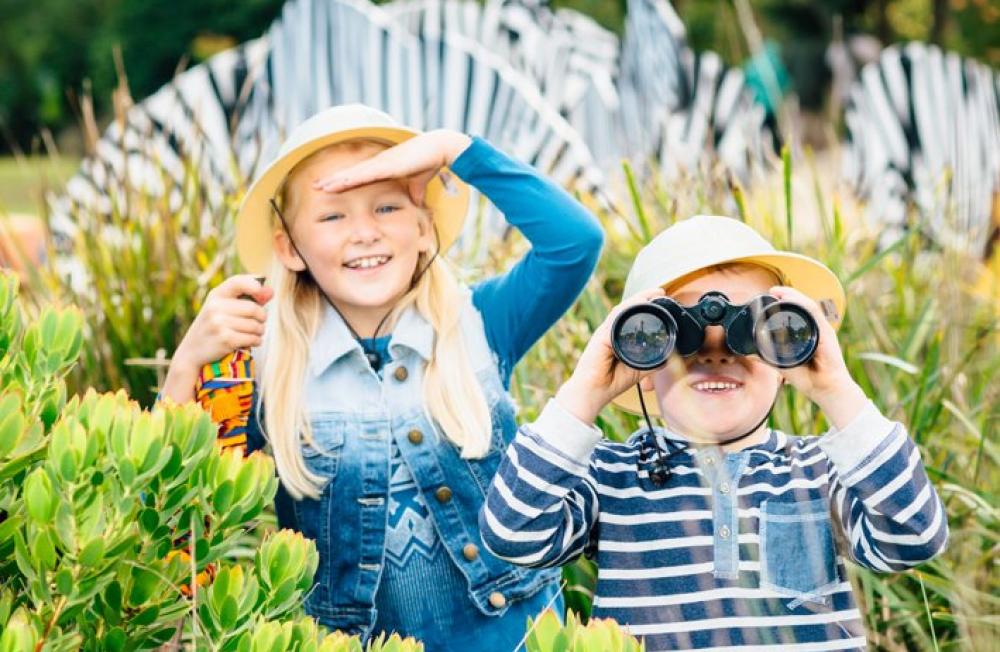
[246,294,561,637]
[242,136,603,642]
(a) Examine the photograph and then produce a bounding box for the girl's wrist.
[160,357,201,405]
[435,130,473,166]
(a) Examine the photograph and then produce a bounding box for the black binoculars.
[611,291,819,370]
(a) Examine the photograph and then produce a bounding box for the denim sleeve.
[820,401,949,571]
[478,399,602,568]
[450,137,604,386]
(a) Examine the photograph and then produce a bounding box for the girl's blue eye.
[376,205,400,215]
[321,213,344,222]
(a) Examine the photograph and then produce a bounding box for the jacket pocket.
[301,420,347,480]
[759,498,839,604]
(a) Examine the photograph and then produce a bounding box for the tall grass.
[19,131,997,650]
[23,142,243,406]
[493,160,999,651]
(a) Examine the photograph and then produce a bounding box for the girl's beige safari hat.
[612,214,847,416]
[235,104,471,275]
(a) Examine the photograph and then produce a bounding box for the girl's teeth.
[348,256,388,269]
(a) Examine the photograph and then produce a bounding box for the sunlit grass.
[21,132,998,650]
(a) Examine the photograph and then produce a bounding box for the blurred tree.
[0,0,996,154]
[0,0,283,155]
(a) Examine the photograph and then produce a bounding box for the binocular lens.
[612,308,676,370]
[755,305,819,368]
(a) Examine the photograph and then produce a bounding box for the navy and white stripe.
[480,399,948,651]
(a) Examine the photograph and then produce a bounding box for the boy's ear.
[639,376,655,392]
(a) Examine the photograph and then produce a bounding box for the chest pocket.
[301,420,347,480]
[759,498,839,604]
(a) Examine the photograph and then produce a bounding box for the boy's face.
[645,265,783,444]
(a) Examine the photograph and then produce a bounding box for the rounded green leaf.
[24,468,56,524]
[79,538,106,568]
[128,567,160,607]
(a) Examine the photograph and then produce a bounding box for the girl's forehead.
[297,142,385,178]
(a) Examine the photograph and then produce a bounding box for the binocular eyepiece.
[611,291,819,370]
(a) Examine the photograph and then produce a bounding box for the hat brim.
[235,126,470,275]
[611,250,846,417]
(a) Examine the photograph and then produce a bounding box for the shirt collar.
[309,302,434,377]
[638,425,785,457]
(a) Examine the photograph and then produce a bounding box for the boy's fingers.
[313,158,383,192]
[769,286,826,323]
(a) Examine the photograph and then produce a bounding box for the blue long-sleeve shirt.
[359,136,603,646]
[480,399,948,651]
[454,137,605,385]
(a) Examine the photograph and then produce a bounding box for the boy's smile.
[645,263,783,448]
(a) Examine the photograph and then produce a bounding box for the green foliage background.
[2,0,998,154]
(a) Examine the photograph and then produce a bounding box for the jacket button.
[489,592,506,609]
[393,366,408,382]
[435,486,453,503]
[463,543,479,561]
[408,429,423,445]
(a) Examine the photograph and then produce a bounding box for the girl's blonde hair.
[256,141,491,500]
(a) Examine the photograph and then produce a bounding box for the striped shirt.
[480,399,948,651]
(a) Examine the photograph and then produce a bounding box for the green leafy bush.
[524,609,644,651]
[0,270,364,650]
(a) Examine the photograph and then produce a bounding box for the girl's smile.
[273,143,435,337]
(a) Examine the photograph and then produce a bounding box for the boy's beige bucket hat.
[235,104,471,275]
[612,214,846,416]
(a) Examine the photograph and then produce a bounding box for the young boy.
[479,215,948,651]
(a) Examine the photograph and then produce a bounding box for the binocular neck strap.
[640,386,780,485]
[711,400,776,448]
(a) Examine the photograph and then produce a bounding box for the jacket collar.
[309,302,434,377]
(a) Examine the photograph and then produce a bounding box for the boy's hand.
[556,288,667,425]
[768,286,868,429]
[312,129,472,207]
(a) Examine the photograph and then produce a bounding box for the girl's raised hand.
[311,129,472,207]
